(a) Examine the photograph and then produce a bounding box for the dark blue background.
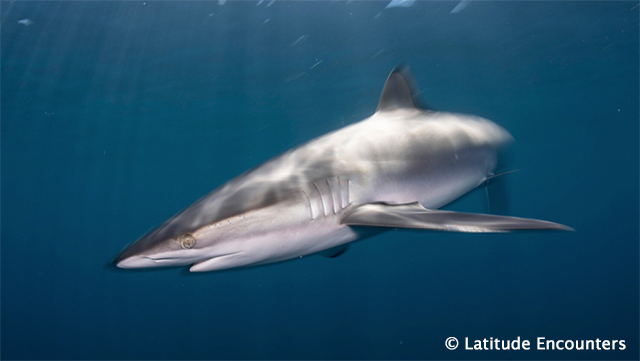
[2,1,638,359]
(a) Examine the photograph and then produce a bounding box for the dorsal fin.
[376,65,429,112]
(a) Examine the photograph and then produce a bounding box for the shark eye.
[180,234,196,249]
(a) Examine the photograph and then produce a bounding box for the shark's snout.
[114,233,207,269]
[116,255,160,269]
[114,242,156,269]
[114,237,149,268]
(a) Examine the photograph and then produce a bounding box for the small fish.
[18,19,34,26]
[284,71,306,82]
[291,35,309,47]
[309,60,322,70]
[385,0,414,9]
[451,0,470,14]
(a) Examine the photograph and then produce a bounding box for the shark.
[115,66,571,272]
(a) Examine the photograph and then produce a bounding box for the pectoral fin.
[341,202,572,233]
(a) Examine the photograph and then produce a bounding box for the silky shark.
[116,66,571,272]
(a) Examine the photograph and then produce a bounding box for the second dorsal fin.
[376,65,428,113]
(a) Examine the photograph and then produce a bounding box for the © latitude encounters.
[465,337,626,351]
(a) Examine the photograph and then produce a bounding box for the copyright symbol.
[445,337,458,350]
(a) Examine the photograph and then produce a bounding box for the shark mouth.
[189,252,245,272]
[142,256,183,263]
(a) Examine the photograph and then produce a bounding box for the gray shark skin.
[116,66,571,272]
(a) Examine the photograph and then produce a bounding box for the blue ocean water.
[2,1,638,360]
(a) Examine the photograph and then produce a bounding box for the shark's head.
[115,200,246,270]
[115,161,308,272]
[115,224,247,271]
[115,224,207,269]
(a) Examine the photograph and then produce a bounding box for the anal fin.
[341,202,572,233]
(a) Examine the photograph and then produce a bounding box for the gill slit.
[337,177,343,210]
[325,178,337,214]
[300,188,314,220]
[312,182,327,217]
